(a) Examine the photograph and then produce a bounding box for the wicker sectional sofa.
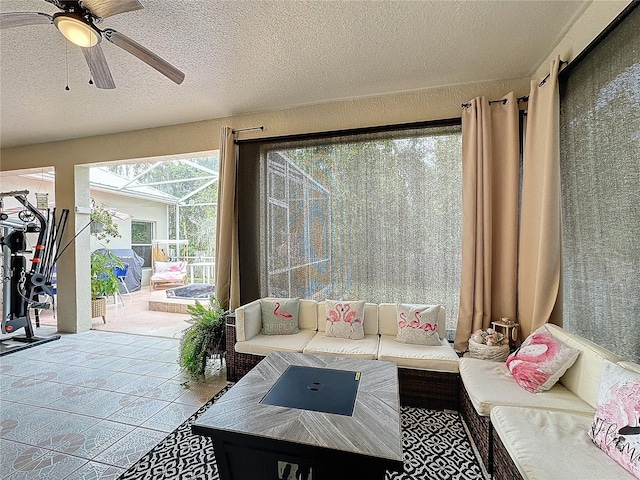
[460,323,639,479]
[225,299,461,410]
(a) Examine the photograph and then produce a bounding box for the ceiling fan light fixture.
[53,13,101,48]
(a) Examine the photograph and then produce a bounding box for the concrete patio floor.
[36,287,198,340]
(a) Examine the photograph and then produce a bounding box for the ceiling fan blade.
[81,0,143,19]
[103,29,185,85]
[0,12,53,29]
[81,45,116,89]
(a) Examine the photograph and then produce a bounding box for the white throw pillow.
[588,361,640,478]
[506,325,580,393]
[395,304,441,346]
[324,300,365,340]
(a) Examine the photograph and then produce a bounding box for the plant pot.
[90,221,104,234]
[91,297,107,323]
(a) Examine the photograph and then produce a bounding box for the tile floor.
[0,328,226,479]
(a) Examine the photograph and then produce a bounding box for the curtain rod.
[460,96,529,109]
[232,126,264,134]
[461,60,568,108]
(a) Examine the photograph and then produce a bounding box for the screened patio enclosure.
[266,152,331,299]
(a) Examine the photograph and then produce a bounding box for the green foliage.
[90,250,124,300]
[90,202,121,243]
[178,296,227,379]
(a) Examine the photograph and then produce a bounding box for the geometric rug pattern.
[118,385,485,480]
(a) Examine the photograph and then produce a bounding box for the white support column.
[55,165,92,333]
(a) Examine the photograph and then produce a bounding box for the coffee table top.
[193,351,403,463]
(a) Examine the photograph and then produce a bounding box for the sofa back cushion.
[545,323,622,408]
[298,299,319,331]
[378,303,446,339]
[317,301,378,336]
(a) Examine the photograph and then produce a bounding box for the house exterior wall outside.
[0,0,627,332]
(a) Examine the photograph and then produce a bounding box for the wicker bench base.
[492,424,524,480]
[226,315,460,410]
[460,379,492,474]
[398,368,459,411]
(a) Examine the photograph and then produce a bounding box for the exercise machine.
[1,190,68,355]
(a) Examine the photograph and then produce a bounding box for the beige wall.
[0,1,628,333]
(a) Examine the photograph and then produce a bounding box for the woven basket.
[91,297,106,319]
[468,338,509,362]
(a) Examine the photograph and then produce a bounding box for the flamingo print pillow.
[396,304,441,346]
[506,326,580,393]
[588,361,640,478]
[325,300,365,340]
[260,298,300,335]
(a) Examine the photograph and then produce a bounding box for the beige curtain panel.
[455,93,520,351]
[215,126,240,312]
[518,57,563,340]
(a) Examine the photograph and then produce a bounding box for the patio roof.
[17,156,219,206]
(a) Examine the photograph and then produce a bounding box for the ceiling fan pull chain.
[88,46,93,85]
[65,39,70,91]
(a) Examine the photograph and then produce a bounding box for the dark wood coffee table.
[192,351,403,480]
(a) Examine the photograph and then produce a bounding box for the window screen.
[559,4,639,362]
[131,220,154,268]
[257,125,463,330]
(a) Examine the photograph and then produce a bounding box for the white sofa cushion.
[378,335,459,373]
[234,330,317,356]
[545,324,623,408]
[491,406,636,480]
[303,333,379,359]
[460,357,593,416]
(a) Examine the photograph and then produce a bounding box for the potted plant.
[90,200,121,242]
[90,250,123,322]
[88,200,122,322]
[178,295,228,379]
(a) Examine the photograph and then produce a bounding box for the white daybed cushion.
[460,357,593,417]
[234,330,317,356]
[302,333,379,359]
[544,324,622,408]
[377,335,459,373]
[491,406,637,480]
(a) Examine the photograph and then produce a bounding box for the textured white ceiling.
[0,0,589,148]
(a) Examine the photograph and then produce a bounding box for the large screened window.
[251,124,463,329]
[559,4,639,362]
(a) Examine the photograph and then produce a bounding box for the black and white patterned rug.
[118,384,484,480]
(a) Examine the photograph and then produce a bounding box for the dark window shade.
[239,124,463,330]
[559,4,639,362]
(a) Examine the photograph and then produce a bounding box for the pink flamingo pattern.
[273,302,293,319]
[397,304,440,345]
[325,300,365,339]
[588,362,640,477]
[506,329,578,393]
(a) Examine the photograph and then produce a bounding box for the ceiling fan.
[0,0,185,89]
